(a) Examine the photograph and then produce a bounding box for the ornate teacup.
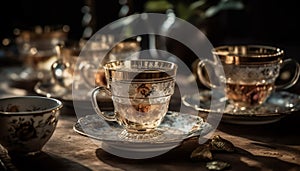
[91,60,177,141]
[198,45,300,110]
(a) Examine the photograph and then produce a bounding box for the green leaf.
[144,0,174,12]
[176,2,192,20]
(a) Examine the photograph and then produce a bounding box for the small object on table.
[190,144,213,161]
[206,161,231,171]
[191,135,235,170]
[209,135,235,152]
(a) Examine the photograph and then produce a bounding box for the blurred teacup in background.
[91,60,177,141]
[79,62,107,89]
[13,25,69,82]
[0,96,63,156]
[78,38,111,89]
[80,39,141,89]
[109,40,141,61]
[198,45,300,110]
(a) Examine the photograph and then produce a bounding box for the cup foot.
[118,129,163,142]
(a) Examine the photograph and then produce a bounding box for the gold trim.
[213,45,284,64]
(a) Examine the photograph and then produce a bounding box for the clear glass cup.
[91,60,177,141]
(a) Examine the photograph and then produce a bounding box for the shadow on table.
[96,138,206,170]
[10,151,91,171]
[95,138,300,171]
[218,112,300,146]
[214,147,300,171]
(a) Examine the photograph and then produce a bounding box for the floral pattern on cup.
[0,96,62,155]
[91,60,177,141]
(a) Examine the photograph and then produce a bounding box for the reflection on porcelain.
[73,111,212,159]
[182,90,300,125]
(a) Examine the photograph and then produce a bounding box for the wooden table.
[1,65,300,171]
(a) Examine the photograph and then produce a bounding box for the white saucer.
[73,111,212,159]
[182,90,300,125]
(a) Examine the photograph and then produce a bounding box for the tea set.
[3,42,300,159]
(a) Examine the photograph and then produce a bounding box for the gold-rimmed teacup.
[198,45,300,110]
[91,59,177,141]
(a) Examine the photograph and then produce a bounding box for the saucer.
[34,81,71,100]
[34,81,113,110]
[7,68,39,82]
[34,81,82,109]
[182,90,300,125]
[73,111,212,159]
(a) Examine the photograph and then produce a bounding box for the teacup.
[197,45,300,110]
[77,38,112,89]
[109,41,141,61]
[80,40,141,88]
[91,60,177,141]
[79,63,108,88]
[0,96,63,156]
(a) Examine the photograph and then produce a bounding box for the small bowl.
[0,96,63,156]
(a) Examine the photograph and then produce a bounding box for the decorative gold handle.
[197,59,218,89]
[276,58,300,89]
[91,86,116,122]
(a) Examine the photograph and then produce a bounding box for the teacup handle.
[79,62,97,88]
[276,58,300,90]
[91,86,116,122]
[197,59,218,89]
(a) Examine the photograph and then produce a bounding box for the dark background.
[0,0,299,58]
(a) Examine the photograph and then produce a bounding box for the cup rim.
[213,45,284,64]
[104,59,178,81]
[0,96,63,115]
[104,59,178,72]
